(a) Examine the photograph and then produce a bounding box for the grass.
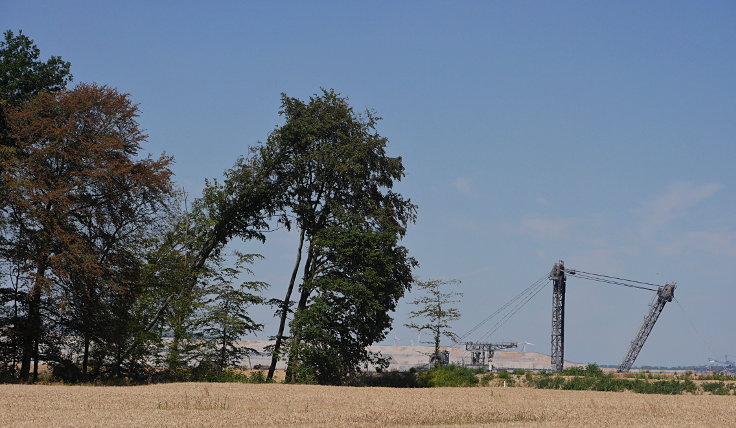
[1,382,734,427]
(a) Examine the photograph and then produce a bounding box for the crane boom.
[617,283,676,373]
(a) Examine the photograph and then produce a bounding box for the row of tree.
[0,29,423,385]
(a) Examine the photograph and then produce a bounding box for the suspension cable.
[476,279,549,342]
[457,273,549,342]
[567,268,663,289]
[569,272,659,292]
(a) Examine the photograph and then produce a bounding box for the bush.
[534,375,565,389]
[630,379,695,395]
[348,371,422,388]
[562,376,595,390]
[497,370,511,379]
[559,366,587,376]
[702,382,730,395]
[418,365,479,387]
[480,373,494,386]
[512,369,527,375]
[560,364,603,377]
[592,374,626,392]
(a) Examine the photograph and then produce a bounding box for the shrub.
[592,374,626,392]
[418,365,479,387]
[630,379,695,395]
[702,382,730,395]
[349,371,422,388]
[562,376,595,390]
[497,370,511,380]
[479,374,493,387]
[534,375,565,389]
[559,366,586,376]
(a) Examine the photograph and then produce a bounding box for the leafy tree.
[199,253,267,371]
[0,30,72,106]
[129,150,286,355]
[287,212,415,384]
[137,195,269,377]
[0,83,172,381]
[0,29,73,161]
[405,279,463,365]
[0,30,72,380]
[260,89,416,381]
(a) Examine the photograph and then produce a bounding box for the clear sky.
[4,0,735,367]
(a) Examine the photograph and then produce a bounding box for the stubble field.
[1,382,734,427]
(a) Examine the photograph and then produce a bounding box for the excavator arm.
[617,283,676,373]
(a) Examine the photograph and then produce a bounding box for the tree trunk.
[267,228,305,380]
[82,335,90,375]
[20,264,46,382]
[32,338,39,381]
[286,244,315,382]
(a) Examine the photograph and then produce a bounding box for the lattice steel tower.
[617,283,676,372]
[550,261,566,372]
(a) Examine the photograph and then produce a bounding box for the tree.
[0,83,173,381]
[405,279,463,365]
[0,29,72,160]
[287,212,415,384]
[199,253,267,371]
[258,89,416,381]
[0,30,72,107]
[0,30,72,380]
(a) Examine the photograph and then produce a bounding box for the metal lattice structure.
[463,342,517,369]
[550,261,566,372]
[617,283,676,373]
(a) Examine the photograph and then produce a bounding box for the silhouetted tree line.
[0,30,416,384]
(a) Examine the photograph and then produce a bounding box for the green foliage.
[561,376,596,390]
[532,367,698,395]
[480,373,494,386]
[0,29,72,106]
[628,379,697,395]
[497,370,511,379]
[349,371,423,388]
[262,89,417,384]
[560,364,604,377]
[287,212,415,385]
[701,382,730,395]
[418,365,479,387]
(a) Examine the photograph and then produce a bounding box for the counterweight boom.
[617,283,676,373]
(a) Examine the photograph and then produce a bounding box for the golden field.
[1,382,734,427]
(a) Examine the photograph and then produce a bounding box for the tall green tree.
[405,279,463,365]
[287,212,415,384]
[258,89,416,381]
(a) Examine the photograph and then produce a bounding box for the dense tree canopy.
[0,83,173,381]
[257,89,417,383]
[0,29,419,386]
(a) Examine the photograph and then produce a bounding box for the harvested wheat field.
[1,383,734,427]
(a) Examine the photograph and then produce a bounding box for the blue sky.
[4,1,735,366]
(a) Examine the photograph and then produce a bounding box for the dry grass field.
[1,382,734,427]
